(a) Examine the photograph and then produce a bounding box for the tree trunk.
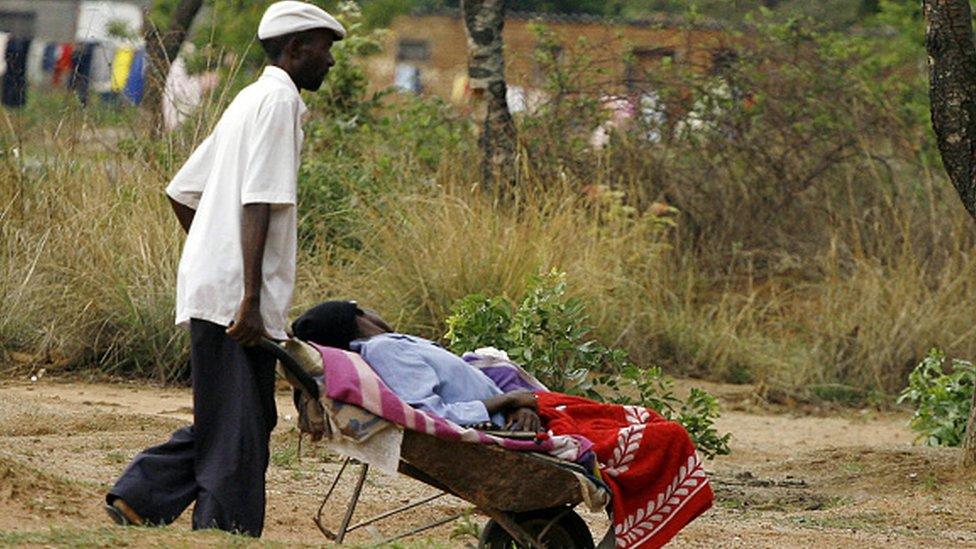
[922,0,976,466]
[964,397,976,465]
[461,0,517,189]
[143,0,204,136]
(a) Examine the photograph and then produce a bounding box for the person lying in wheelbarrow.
[291,300,714,549]
[293,300,543,433]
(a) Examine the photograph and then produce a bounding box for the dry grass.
[3,79,976,400]
[300,180,666,334]
[0,96,188,380]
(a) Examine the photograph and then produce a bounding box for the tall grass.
[0,98,187,381]
[0,49,254,381]
[3,20,976,400]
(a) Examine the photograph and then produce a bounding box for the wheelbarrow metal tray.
[398,430,587,513]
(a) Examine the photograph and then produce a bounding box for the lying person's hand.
[505,407,542,433]
[506,391,538,410]
[482,391,538,418]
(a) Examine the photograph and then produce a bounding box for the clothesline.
[1,33,146,109]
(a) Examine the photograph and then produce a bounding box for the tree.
[922,0,976,465]
[143,0,204,136]
[461,0,518,188]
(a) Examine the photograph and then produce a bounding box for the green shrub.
[898,348,975,447]
[6,0,976,409]
[443,294,514,357]
[445,270,731,458]
[445,271,622,393]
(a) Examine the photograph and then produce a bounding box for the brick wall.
[366,12,731,103]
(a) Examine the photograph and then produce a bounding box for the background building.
[367,9,733,106]
[0,0,147,42]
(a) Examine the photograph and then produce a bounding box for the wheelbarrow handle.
[258,338,321,401]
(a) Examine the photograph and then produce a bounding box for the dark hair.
[259,34,297,62]
[291,300,362,350]
[259,28,340,62]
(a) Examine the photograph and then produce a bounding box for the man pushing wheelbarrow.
[104,1,344,536]
[101,3,715,545]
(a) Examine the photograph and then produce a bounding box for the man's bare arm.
[168,196,196,234]
[226,203,272,346]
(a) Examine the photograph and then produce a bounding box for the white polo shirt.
[165,66,306,339]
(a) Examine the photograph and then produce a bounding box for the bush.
[504,13,976,396]
[445,271,731,458]
[898,348,975,447]
[522,14,898,262]
[298,97,472,253]
[5,2,976,410]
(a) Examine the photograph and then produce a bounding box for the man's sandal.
[104,498,144,526]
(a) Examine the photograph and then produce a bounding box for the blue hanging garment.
[122,48,145,105]
[41,42,57,72]
[2,38,31,108]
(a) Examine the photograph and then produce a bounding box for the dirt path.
[0,379,974,548]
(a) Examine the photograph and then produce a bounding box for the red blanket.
[537,392,713,548]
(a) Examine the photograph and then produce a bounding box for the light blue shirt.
[350,333,505,426]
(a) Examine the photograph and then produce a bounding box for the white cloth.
[26,40,45,84]
[0,33,9,76]
[506,85,526,113]
[89,43,115,94]
[258,1,345,40]
[393,63,420,93]
[328,426,404,475]
[165,66,306,339]
[163,57,203,130]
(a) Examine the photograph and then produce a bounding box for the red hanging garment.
[52,43,74,86]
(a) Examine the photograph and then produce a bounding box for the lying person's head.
[291,300,393,349]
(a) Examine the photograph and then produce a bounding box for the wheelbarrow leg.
[482,508,547,549]
[336,462,369,543]
[313,458,370,543]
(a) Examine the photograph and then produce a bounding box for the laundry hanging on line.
[110,46,134,94]
[2,37,32,108]
[122,48,145,105]
[68,42,96,105]
[52,43,74,87]
[41,42,57,73]
[0,32,10,77]
[26,41,45,85]
[0,37,148,109]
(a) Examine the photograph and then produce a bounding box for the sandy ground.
[0,378,975,548]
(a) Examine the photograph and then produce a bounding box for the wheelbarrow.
[260,338,611,548]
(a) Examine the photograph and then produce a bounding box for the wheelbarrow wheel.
[479,507,594,549]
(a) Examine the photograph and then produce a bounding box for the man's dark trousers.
[107,319,278,536]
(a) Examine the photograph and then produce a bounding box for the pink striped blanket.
[311,343,589,463]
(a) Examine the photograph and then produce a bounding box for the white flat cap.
[258,1,346,40]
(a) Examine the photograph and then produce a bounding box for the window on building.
[396,39,430,62]
[710,48,739,76]
[634,47,677,62]
[625,47,676,91]
[0,11,36,39]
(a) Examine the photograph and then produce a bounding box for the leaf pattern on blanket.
[600,406,652,477]
[602,424,645,477]
[613,453,708,546]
